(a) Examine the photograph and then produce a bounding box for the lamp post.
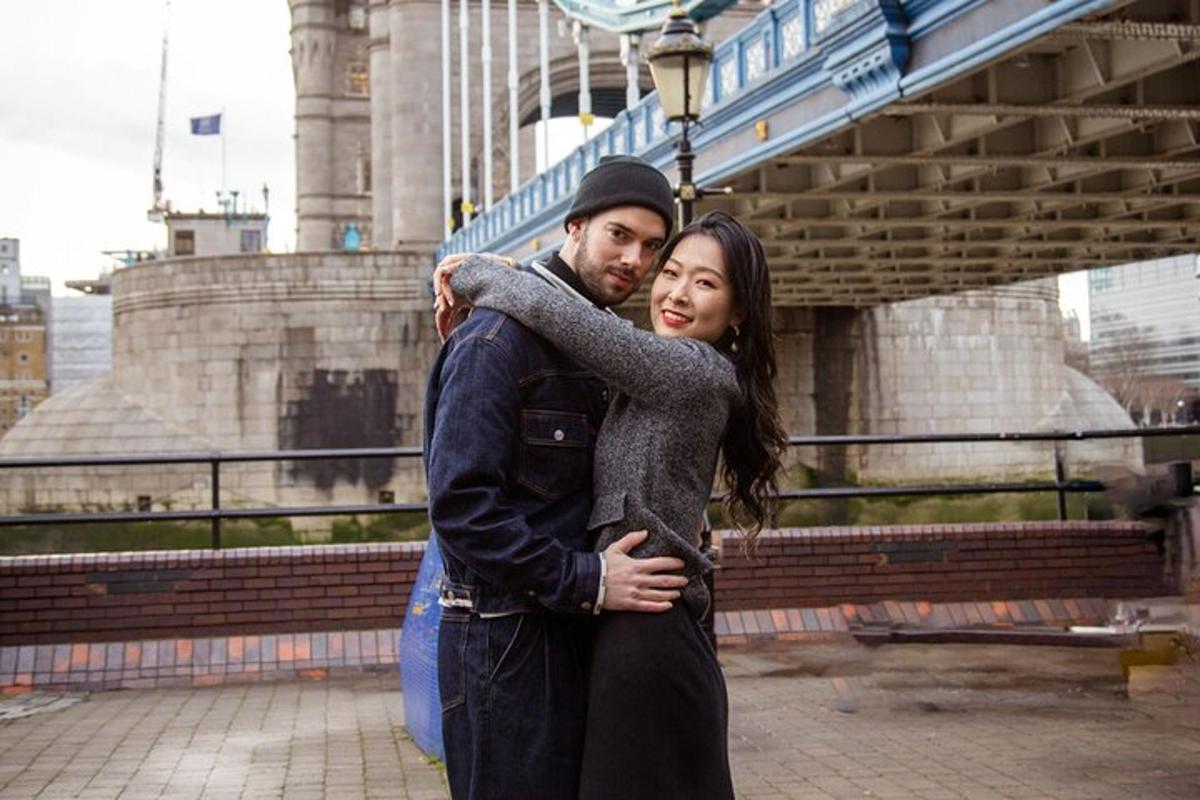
[649,5,717,648]
[647,3,713,227]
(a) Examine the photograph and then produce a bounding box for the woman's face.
[649,233,742,344]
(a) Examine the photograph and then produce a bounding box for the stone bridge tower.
[291,0,757,252]
[290,0,372,251]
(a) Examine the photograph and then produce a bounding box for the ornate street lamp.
[647,3,713,227]
[648,5,720,649]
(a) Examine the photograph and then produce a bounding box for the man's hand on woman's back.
[601,530,688,612]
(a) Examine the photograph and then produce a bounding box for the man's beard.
[576,230,636,307]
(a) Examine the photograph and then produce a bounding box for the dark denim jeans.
[439,610,593,800]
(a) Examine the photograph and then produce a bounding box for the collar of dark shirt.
[544,252,605,310]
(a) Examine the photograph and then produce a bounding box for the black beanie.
[563,155,675,236]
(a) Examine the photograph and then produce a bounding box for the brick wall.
[716,521,1169,610]
[0,522,1170,646]
[0,543,422,647]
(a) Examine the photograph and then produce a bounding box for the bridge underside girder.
[703,5,1200,306]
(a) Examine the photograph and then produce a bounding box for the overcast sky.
[0,0,295,292]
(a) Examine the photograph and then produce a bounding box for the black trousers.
[439,610,593,800]
[579,604,735,800]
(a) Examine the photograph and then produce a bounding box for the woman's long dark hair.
[655,211,787,540]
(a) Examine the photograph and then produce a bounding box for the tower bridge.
[4,0,1187,516]
[437,0,1200,307]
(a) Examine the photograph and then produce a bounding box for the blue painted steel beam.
[552,0,738,35]
[437,0,1121,263]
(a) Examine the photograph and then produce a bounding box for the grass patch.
[0,516,298,556]
[330,512,432,543]
[781,491,1116,527]
[707,489,1116,530]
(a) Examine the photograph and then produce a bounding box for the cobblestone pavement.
[1,642,1197,799]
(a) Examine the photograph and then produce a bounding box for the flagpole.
[221,107,227,195]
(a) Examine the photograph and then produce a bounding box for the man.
[424,155,688,799]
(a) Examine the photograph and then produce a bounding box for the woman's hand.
[433,253,519,342]
[433,253,470,342]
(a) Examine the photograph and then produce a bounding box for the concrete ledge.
[0,628,401,694]
[0,595,1137,693]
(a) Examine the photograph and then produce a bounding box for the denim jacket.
[423,267,609,615]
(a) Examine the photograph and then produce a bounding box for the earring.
[731,325,740,353]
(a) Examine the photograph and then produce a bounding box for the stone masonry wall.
[850,281,1141,481]
[111,252,440,510]
[0,253,441,514]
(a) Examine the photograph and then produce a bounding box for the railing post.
[210,457,221,550]
[1054,443,1067,521]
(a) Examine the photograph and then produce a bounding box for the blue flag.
[190,114,221,135]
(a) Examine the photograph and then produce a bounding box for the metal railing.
[783,426,1200,520]
[0,426,1195,550]
[0,447,423,550]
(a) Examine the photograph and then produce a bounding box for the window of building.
[174,229,195,256]
[17,352,27,364]
[357,157,372,195]
[14,331,31,343]
[348,63,369,96]
[240,229,263,253]
[17,395,29,418]
[1090,267,1113,292]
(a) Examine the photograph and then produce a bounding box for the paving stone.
[0,644,1198,798]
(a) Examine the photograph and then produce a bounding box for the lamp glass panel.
[686,58,711,117]
[649,54,688,119]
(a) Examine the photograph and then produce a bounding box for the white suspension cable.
[507,0,520,192]
[538,0,551,168]
[481,0,494,210]
[441,0,452,238]
[621,34,640,112]
[574,22,592,137]
[459,0,472,225]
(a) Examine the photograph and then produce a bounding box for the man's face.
[565,206,668,306]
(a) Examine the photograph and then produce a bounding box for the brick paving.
[0,641,1197,799]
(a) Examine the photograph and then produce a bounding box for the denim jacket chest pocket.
[516,409,591,499]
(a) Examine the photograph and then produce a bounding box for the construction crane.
[148,0,171,222]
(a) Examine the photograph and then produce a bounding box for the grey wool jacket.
[450,255,741,617]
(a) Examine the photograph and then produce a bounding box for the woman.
[440,211,786,799]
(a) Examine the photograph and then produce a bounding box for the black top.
[546,252,605,309]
